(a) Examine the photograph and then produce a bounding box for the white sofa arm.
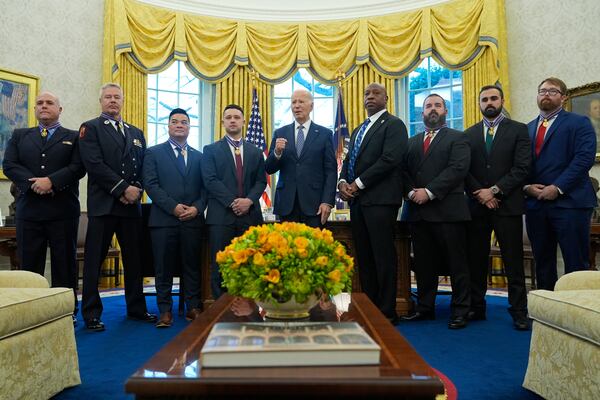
[0,271,50,288]
[554,270,600,291]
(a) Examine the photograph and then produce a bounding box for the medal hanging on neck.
[234,147,241,155]
[542,119,549,127]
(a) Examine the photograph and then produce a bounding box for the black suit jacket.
[465,118,531,216]
[78,116,146,217]
[265,122,337,216]
[143,141,206,228]
[201,138,266,226]
[3,126,85,220]
[403,127,471,222]
[339,111,408,206]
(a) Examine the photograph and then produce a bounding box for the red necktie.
[423,131,434,154]
[234,145,244,197]
[535,121,547,157]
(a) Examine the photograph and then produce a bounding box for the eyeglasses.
[538,89,563,96]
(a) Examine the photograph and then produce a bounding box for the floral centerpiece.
[216,222,354,317]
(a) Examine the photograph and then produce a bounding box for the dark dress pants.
[151,225,202,313]
[279,193,322,228]
[467,213,527,317]
[526,206,593,290]
[82,215,147,320]
[209,219,253,299]
[350,202,399,320]
[17,217,79,312]
[411,221,470,317]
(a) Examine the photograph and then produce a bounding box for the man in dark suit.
[464,85,531,330]
[78,83,156,331]
[525,77,597,291]
[402,93,471,329]
[3,92,85,322]
[265,89,337,227]
[202,104,267,299]
[338,83,407,322]
[143,108,206,327]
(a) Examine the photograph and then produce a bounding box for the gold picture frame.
[565,82,600,161]
[0,68,39,179]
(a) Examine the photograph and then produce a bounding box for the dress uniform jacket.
[3,126,85,220]
[78,116,146,216]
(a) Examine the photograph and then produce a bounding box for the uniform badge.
[79,126,86,138]
[62,141,73,145]
[133,139,143,147]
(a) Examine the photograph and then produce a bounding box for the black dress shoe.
[513,317,531,331]
[400,311,435,322]
[466,311,486,321]
[128,312,158,323]
[85,318,105,332]
[448,316,467,329]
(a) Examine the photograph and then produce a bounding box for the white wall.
[0,0,104,214]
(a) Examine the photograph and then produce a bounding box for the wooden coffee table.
[125,293,444,399]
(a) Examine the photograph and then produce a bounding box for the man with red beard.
[464,85,531,330]
[524,77,596,291]
[401,94,471,329]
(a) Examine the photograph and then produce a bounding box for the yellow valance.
[104,0,507,86]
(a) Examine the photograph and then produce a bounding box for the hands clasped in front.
[525,183,559,201]
[29,177,53,195]
[231,198,253,216]
[338,181,359,201]
[173,203,199,221]
[119,185,142,205]
[473,188,500,209]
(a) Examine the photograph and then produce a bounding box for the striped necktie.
[347,118,371,182]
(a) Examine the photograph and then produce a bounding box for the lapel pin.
[104,120,110,125]
[124,123,130,129]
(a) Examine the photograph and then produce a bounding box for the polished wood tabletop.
[125,293,444,399]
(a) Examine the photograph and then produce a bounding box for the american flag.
[333,91,350,173]
[245,88,272,208]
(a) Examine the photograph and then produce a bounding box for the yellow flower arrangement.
[217,222,354,304]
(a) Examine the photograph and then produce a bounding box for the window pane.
[409,67,428,90]
[187,126,201,149]
[452,69,462,82]
[274,79,292,98]
[295,69,313,91]
[409,122,423,136]
[148,91,157,124]
[179,65,198,94]
[452,86,463,118]
[314,81,333,98]
[148,74,157,90]
[178,93,200,126]
[273,98,291,130]
[313,98,334,130]
[146,123,157,146]
[157,63,179,92]
[156,124,169,144]
[452,118,463,131]
[411,90,428,123]
[157,91,178,124]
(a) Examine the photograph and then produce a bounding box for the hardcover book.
[200,321,381,368]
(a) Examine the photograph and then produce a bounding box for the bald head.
[35,92,62,125]
[364,83,387,116]
[291,89,314,124]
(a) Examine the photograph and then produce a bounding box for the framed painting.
[565,82,600,161]
[0,68,39,179]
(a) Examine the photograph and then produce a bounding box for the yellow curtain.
[214,66,272,143]
[103,0,510,131]
[340,64,397,132]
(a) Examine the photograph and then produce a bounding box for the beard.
[423,111,446,129]
[482,105,503,119]
[538,97,560,112]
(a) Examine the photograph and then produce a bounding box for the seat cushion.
[528,289,600,346]
[0,288,74,340]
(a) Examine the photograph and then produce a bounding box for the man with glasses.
[143,108,206,327]
[524,77,597,291]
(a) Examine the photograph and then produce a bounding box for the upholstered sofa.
[523,271,600,400]
[0,270,80,400]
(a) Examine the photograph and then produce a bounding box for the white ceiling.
[138,0,451,21]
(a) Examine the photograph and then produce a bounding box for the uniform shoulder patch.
[79,125,86,138]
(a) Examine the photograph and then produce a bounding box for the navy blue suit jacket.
[526,110,597,210]
[3,126,85,221]
[265,121,337,216]
[201,138,266,226]
[143,141,206,228]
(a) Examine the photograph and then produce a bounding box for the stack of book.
[200,321,381,368]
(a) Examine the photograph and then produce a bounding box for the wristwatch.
[491,185,501,195]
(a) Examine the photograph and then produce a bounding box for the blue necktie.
[296,125,305,157]
[347,118,370,182]
[175,147,186,175]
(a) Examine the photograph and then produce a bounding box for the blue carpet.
[56,292,543,400]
